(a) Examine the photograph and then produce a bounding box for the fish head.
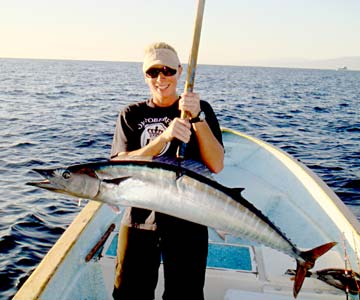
[27,166,101,199]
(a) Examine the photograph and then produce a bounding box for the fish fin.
[224,187,245,199]
[109,205,121,214]
[231,187,245,195]
[153,156,213,178]
[294,260,308,298]
[214,229,227,241]
[294,242,337,298]
[103,176,132,185]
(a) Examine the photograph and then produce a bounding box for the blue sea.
[0,58,359,299]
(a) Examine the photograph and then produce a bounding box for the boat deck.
[96,216,345,300]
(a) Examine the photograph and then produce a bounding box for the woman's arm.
[192,120,224,173]
[179,92,224,173]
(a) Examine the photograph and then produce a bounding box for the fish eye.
[62,170,71,179]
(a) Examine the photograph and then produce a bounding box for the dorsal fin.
[153,157,213,179]
[103,176,131,185]
[224,187,245,200]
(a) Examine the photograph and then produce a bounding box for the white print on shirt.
[137,117,172,130]
[140,123,170,156]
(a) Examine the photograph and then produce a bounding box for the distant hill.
[253,56,360,71]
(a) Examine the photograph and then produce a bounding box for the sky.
[1,0,360,69]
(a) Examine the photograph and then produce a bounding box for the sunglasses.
[146,66,177,78]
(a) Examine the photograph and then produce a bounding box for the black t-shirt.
[111,98,223,162]
[111,98,223,227]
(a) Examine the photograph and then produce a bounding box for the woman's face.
[145,65,182,107]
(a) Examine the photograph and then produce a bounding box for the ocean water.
[0,58,359,299]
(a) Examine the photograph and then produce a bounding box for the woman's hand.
[161,117,192,143]
[179,92,201,118]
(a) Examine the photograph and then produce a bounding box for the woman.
[111,42,224,300]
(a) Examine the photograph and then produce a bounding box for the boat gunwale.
[13,201,103,300]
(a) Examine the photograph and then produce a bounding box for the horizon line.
[1,56,359,72]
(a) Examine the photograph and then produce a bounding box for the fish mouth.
[26,169,61,191]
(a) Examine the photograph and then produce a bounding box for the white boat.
[13,128,360,300]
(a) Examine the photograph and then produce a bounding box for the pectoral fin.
[103,176,132,185]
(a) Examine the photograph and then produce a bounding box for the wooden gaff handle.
[177,0,205,159]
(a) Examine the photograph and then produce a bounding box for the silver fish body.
[97,162,297,257]
[28,159,336,298]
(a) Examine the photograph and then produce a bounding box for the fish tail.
[293,242,337,298]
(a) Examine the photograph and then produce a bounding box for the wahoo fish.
[27,158,337,298]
